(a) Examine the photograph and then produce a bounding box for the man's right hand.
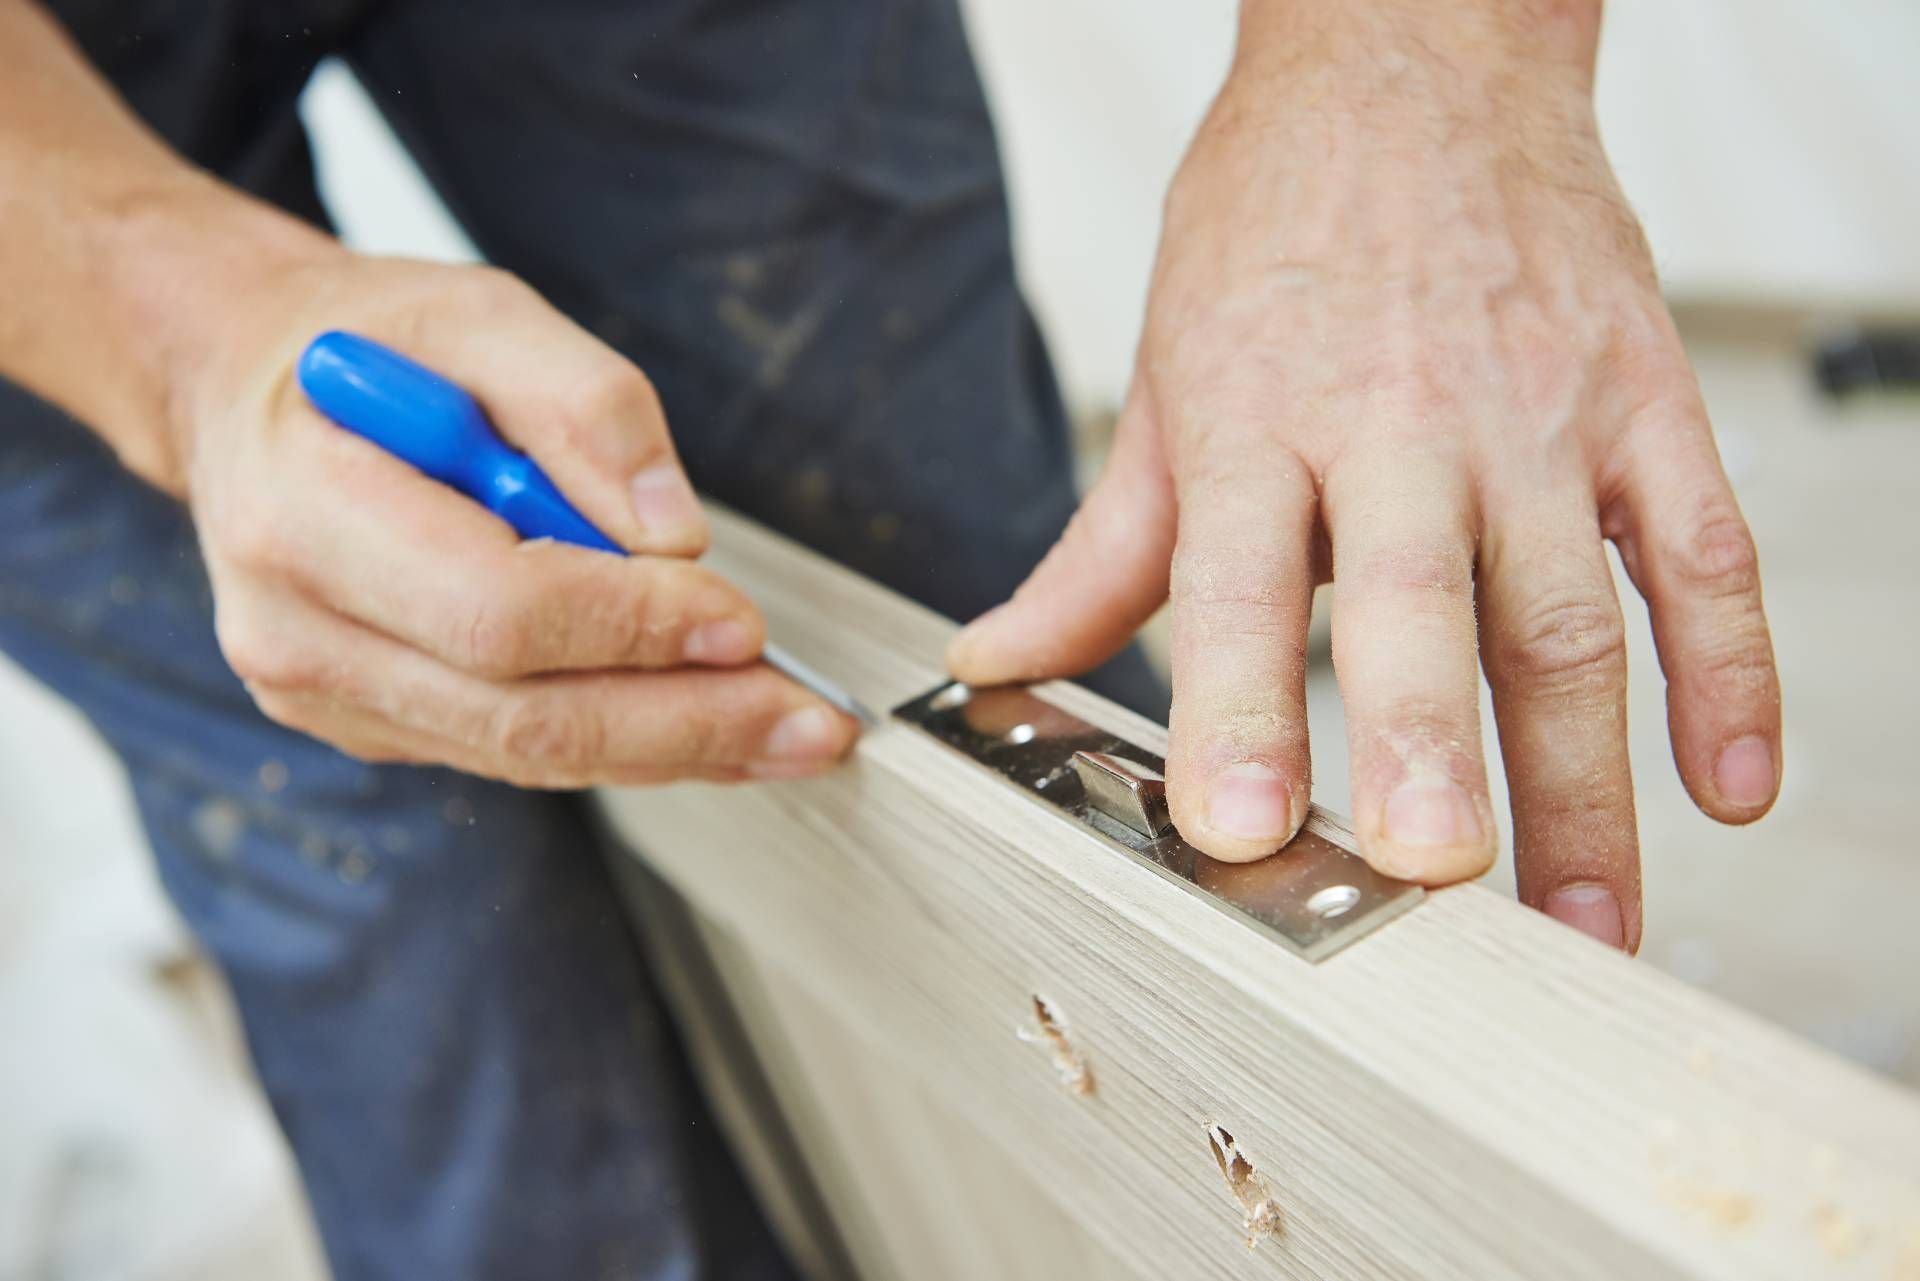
[0,3,858,787]
[170,247,859,786]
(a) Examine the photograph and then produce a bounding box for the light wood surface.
[598,506,1920,1281]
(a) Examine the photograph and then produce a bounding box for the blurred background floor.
[4,2,1916,1278]
[0,660,329,1281]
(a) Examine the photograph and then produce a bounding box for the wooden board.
[597,506,1920,1281]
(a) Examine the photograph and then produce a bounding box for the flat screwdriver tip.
[761,642,879,727]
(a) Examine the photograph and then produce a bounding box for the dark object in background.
[1815,328,1920,398]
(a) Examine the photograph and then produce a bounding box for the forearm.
[1227,0,1602,146]
[1189,0,1626,282]
[0,0,331,490]
[1233,0,1601,85]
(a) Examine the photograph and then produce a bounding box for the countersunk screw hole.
[929,683,972,711]
[1307,884,1360,919]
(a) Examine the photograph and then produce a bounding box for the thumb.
[948,404,1175,683]
[397,270,708,558]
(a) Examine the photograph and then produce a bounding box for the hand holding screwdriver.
[173,252,860,784]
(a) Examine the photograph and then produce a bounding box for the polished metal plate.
[893,682,1423,962]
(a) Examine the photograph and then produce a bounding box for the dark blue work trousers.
[2,2,1163,1277]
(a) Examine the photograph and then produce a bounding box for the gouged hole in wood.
[1207,1124,1282,1248]
[1017,994,1094,1096]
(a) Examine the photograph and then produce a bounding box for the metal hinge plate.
[893,682,1422,963]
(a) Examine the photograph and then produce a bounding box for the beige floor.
[0,661,329,1280]
[1,318,1916,1280]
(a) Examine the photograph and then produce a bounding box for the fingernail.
[683,620,756,665]
[1713,735,1775,808]
[1381,772,1481,848]
[1542,883,1626,949]
[630,464,704,542]
[757,706,847,763]
[1205,762,1298,844]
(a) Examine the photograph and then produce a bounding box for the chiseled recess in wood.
[600,506,1920,1281]
[1210,1124,1284,1248]
[1019,993,1096,1097]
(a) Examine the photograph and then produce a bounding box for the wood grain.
[598,506,1920,1281]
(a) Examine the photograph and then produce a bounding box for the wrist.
[1159,0,1646,319]
[1228,0,1601,126]
[84,174,343,494]
[0,0,346,496]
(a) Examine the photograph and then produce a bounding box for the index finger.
[265,423,767,678]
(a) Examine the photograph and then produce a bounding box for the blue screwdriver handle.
[296,331,877,724]
[296,331,621,554]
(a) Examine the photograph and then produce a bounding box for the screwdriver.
[296,330,876,726]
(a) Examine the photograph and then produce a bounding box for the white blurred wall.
[965,0,1920,415]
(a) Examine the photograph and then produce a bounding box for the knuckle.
[491,757,566,789]
[246,688,312,733]
[1172,549,1305,639]
[1173,436,1254,490]
[1496,588,1627,687]
[343,740,411,765]
[217,619,329,695]
[246,692,393,767]
[467,264,536,308]
[217,503,294,574]
[214,618,271,684]
[667,706,727,764]
[488,696,606,777]
[1609,332,1699,412]
[562,360,662,447]
[1342,541,1474,614]
[1666,504,1760,598]
[579,571,668,664]
[450,595,536,677]
[1365,543,1473,595]
[1688,627,1777,694]
[1368,696,1473,754]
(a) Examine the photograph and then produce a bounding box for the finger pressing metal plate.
[892,682,1422,963]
